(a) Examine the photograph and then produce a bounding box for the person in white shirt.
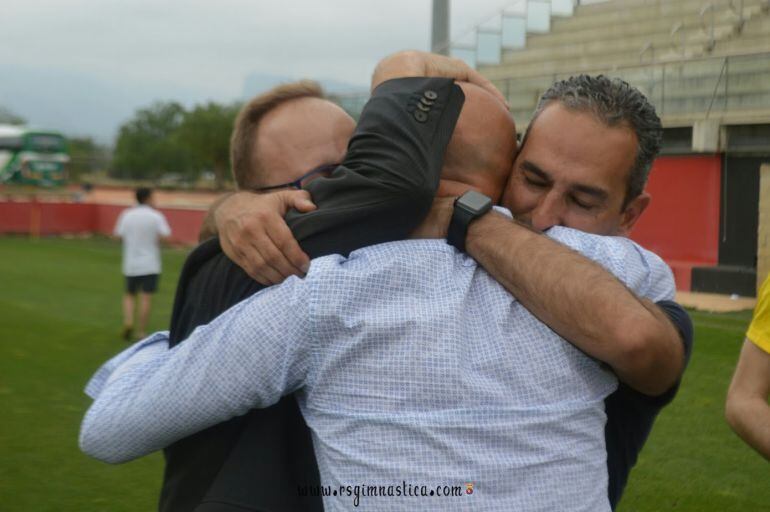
[113,187,171,340]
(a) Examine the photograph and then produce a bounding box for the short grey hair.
[528,75,662,208]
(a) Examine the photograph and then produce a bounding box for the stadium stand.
[478,0,770,127]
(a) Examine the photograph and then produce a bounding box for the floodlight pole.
[432,0,450,55]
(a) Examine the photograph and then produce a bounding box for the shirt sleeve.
[604,299,693,506]
[156,211,171,238]
[643,299,694,405]
[113,210,126,237]
[747,276,770,355]
[545,226,676,302]
[79,275,313,464]
[84,332,170,399]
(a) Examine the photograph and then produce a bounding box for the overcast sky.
[1,0,531,99]
[0,1,609,140]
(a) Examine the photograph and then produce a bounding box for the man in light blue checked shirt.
[81,82,675,511]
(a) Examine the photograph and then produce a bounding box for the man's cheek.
[507,188,539,216]
[563,213,610,235]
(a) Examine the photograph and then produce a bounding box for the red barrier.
[161,208,207,246]
[0,201,38,233]
[42,203,98,234]
[93,204,125,237]
[630,154,722,290]
[2,158,724,291]
[0,201,205,245]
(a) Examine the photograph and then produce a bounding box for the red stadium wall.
[629,154,722,291]
[0,201,205,245]
[1,157,724,291]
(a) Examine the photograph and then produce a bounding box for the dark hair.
[230,80,325,190]
[529,75,662,207]
[135,187,152,204]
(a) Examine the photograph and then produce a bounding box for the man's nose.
[530,194,563,231]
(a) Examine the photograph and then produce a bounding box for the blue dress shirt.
[81,223,674,511]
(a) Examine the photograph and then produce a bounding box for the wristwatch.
[447,190,493,252]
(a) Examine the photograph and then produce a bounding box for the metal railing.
[436,0,596,67]
[331,1,770,121]
[670,21,686,56]
[640,41,655,64]
[700,2,717,52]
[730,0,746,31]
[463,0,762,69]
[490,51,770,124]
[329,51,770,122]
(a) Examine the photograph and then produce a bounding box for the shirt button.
[424,90,438,100]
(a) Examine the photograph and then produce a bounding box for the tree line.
[111,101,241,189]
[2,96,366,189]
[1,101,241,189]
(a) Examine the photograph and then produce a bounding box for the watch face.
[459,190,493,212]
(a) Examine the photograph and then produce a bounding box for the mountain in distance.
[0,65,367,146]
[0,64,230,145]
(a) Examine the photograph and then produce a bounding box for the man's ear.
[618,191,650,235]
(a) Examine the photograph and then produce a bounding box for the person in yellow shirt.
[726,276,770,460]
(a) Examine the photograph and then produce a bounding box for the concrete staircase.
[479,0,770,127]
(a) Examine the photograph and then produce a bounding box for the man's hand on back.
[214,190,316,285]
[372,50,508,107]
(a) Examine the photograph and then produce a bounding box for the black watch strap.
[447,190,493,253]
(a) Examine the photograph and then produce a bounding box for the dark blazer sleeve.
[168,238,222,345]
[605,300,694,509]
[286,76,465,257]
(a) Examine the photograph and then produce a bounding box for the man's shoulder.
[117,206,143,225]
[142,205,167,221]
[547,226,675,301]
[546,226,644,253]
[122,205,156,220]
[302,240,476,308]
[120,205,140,216]
[181,239,252,288]
[308,239,460,273]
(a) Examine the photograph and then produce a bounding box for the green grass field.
[0,236,766,511]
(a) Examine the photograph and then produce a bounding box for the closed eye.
[524,176,548,188]
[570,195,596,210]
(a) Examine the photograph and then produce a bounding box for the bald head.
[254,97,355,189]
[439,82,517,202]
[229,80,356,190]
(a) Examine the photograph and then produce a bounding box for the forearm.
[726,395,770,460]
[466,212,684,395]
[726,339,770,460]
[81,281,308,463]
[80,333,260,463]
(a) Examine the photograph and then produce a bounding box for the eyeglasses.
[254,163,340,192]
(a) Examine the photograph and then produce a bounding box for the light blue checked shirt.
[81,222,674,511]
